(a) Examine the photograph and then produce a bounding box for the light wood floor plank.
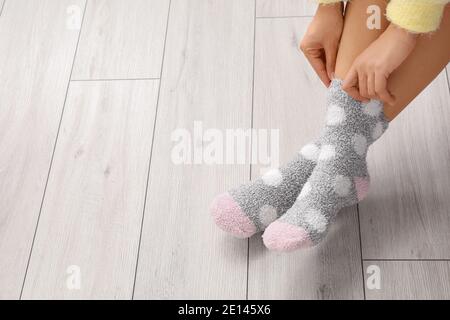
[133,0,255,299]
[21,80,159,299]
[360,72,450,259]
[446,64,449,86]
[0,1,5,16]
[247,18,364,300]
[0,0,85,299]
[72,0,170,80]
[364,261,450,299]
[256,0,316,17]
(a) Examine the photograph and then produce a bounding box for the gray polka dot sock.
[263,80,389,251]
[210,139,321,238]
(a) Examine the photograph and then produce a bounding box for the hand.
[342,24,418,104]
[300,3,344,86]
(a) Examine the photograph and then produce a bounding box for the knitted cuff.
[386,0,447,33]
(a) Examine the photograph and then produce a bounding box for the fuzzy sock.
[210,139,322,238]
[263,80,389,251]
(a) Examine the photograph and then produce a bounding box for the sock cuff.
[326,79,389,145]
[328,79,388,119]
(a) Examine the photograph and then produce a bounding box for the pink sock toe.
[354,177,370,201]
[263,221,313,251]
[210,193,257,238]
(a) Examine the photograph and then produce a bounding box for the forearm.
[315,0,343,4]
[315,1,344,16]
[315,0,449,33]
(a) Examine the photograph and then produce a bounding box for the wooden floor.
[0,0,449,300]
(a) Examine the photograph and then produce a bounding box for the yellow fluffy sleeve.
[386,0,448,33]
[315,0,448,33]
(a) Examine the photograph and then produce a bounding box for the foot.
[263,80,388,251]
[211,141,321,238]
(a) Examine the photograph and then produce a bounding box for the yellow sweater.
[316,0,449,33]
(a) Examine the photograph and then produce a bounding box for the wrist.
[316,2,344,16]
[386,23,418,48]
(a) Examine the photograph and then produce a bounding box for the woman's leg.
[335,1,450,121]
[262,1,450,251]
[335,0,390,77]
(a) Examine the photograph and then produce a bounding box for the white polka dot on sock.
[352,134,367,156]
[262,169,283,187]
[318,145,336,161]
[363,100,382,117]
[303,209,327,233]
[372,122,384,140]
[259,205,278,227]
[300,143,320,161]
[334,175,352,196]
[326,105,346,125]
[297,181,312,199]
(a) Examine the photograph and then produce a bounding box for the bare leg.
[335,1,450,121]
[261,2,450,251]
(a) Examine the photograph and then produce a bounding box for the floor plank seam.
[246,0,257,301]
[71,78,160,82]
[0,0,6,17]
[131,0,172,300]
[356,204,366,300]
[18,0,89,299]
[363,259,450,262]
[445,67,450,92]
[256,15,313,19]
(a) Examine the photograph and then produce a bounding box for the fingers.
[368,72,395,104]
[303,49,330,86]
[343,69,395,105]
[325,42,338,81]
[342,68,369,102]
[374,73,396,105]
[341,66,356,90]
[358,73,369,100]
[367,73,375,98]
